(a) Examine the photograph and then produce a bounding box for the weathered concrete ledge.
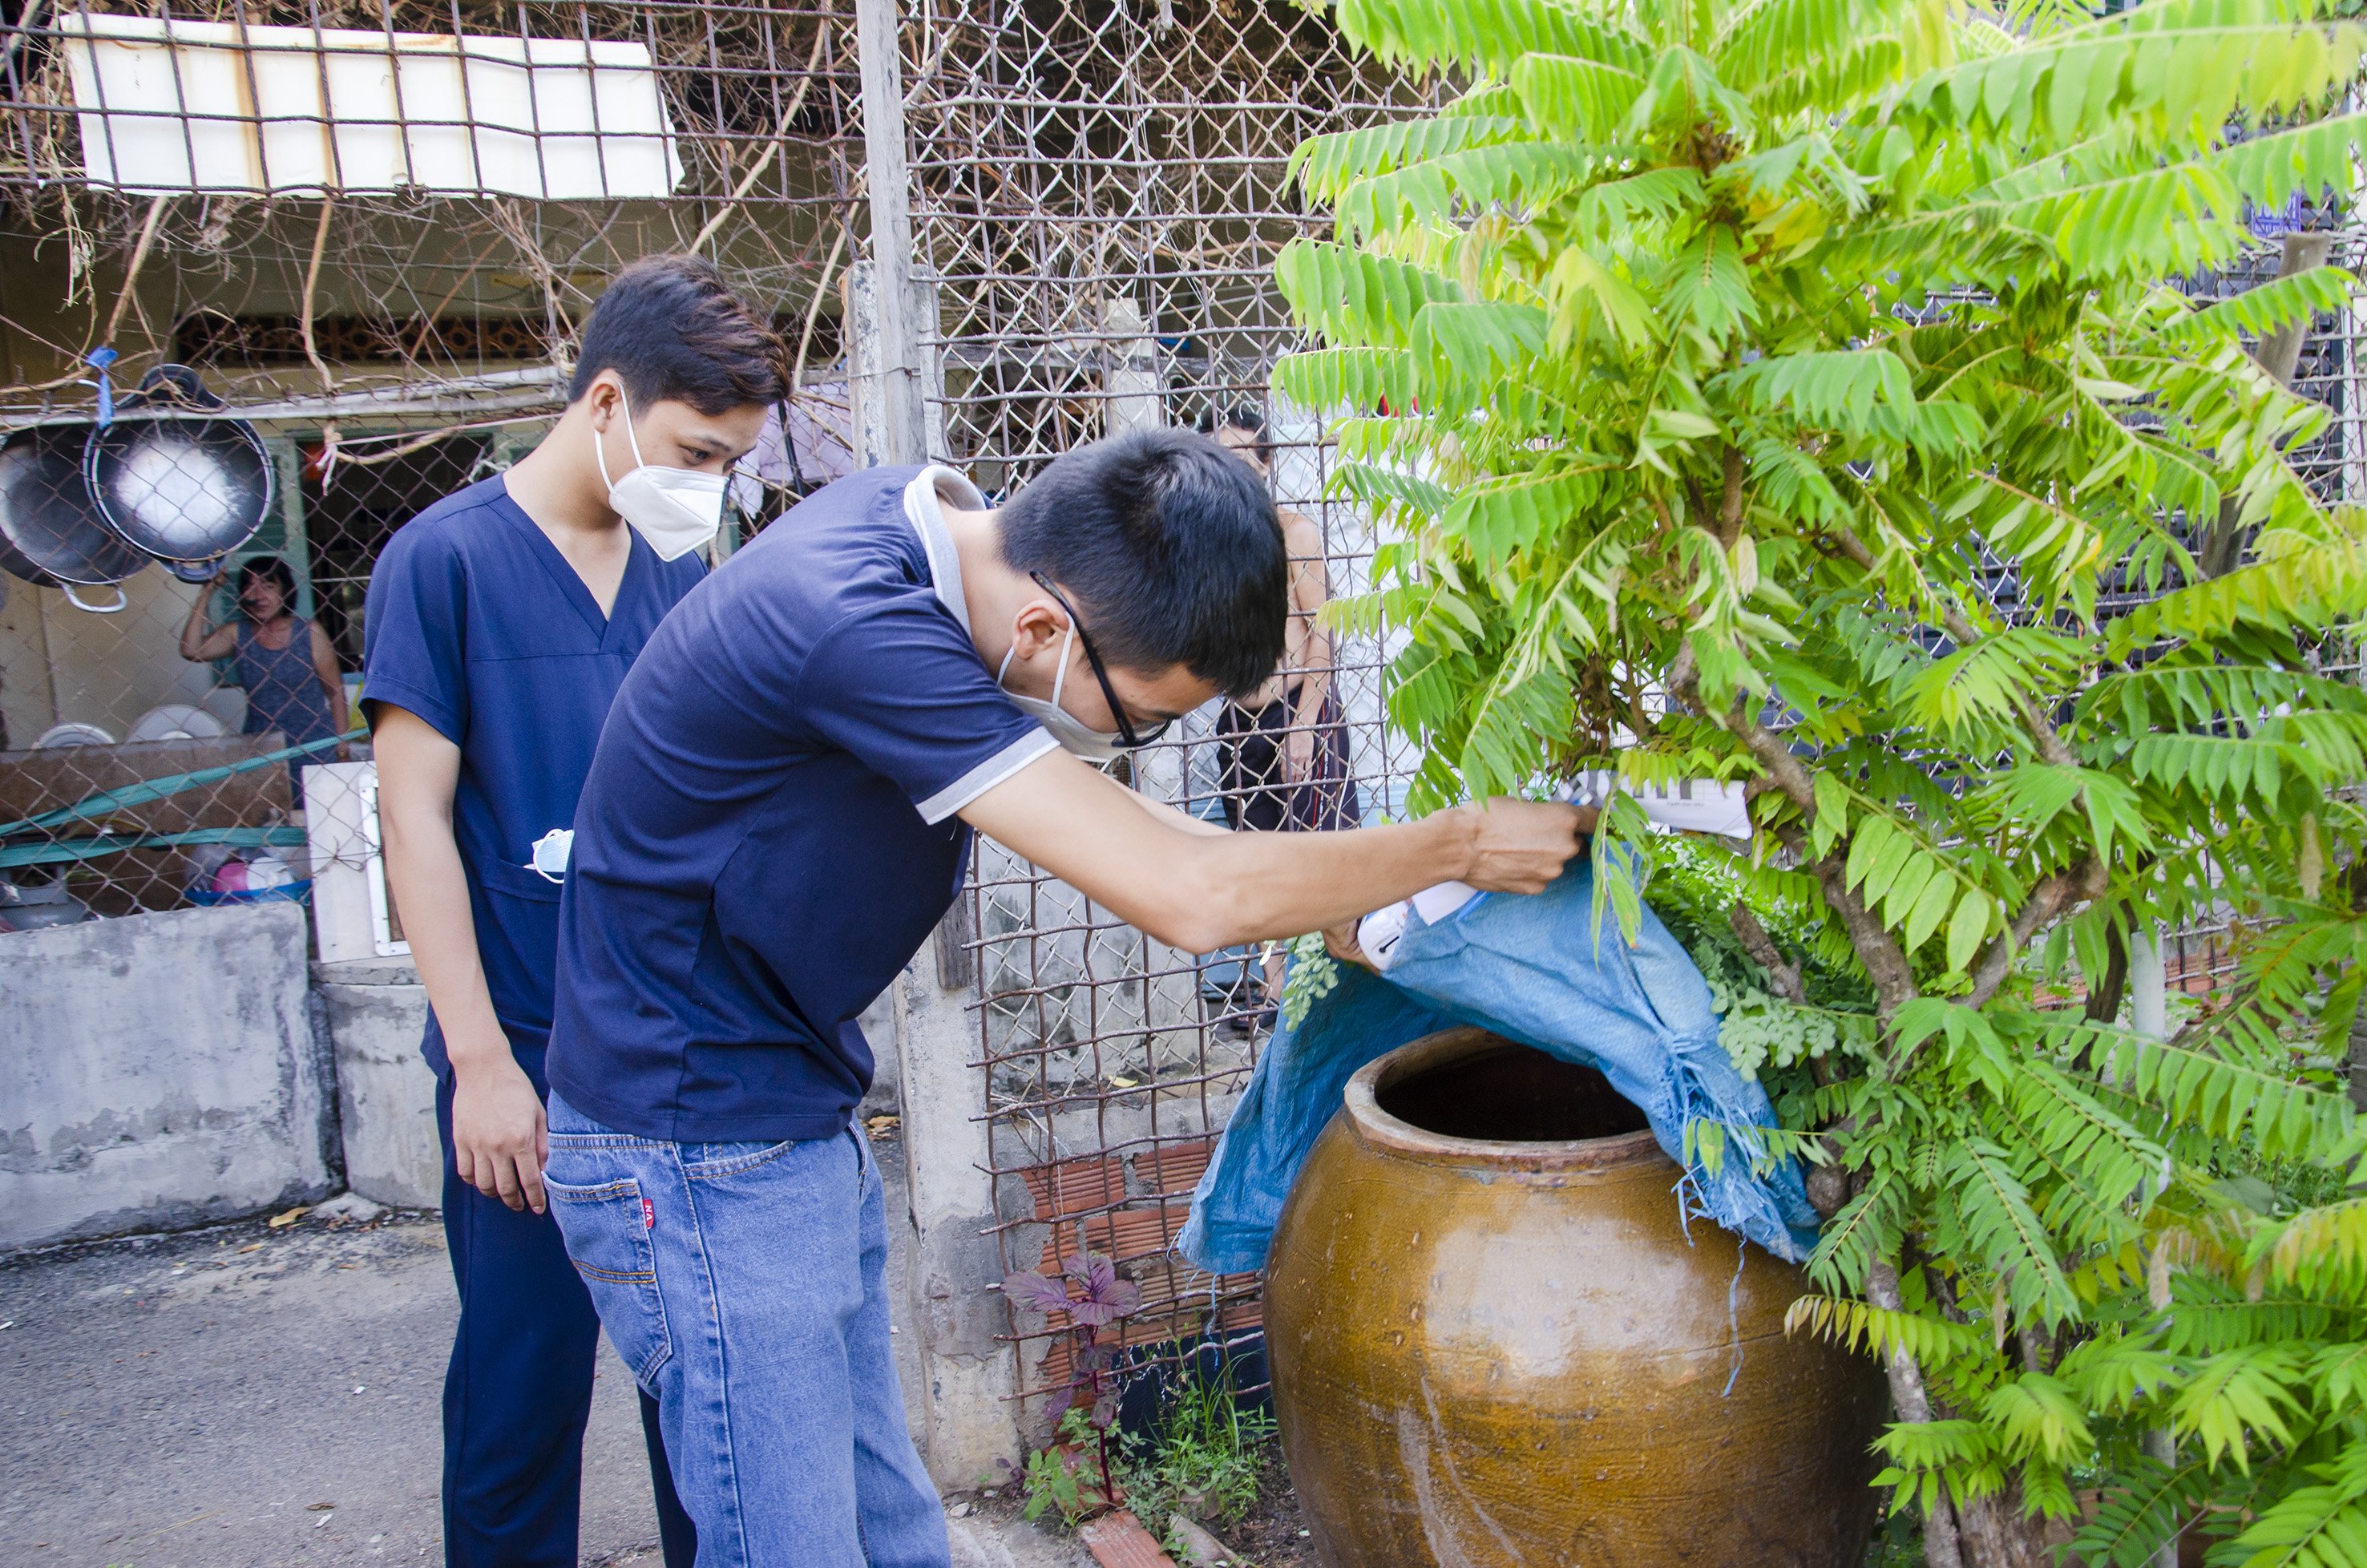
[0,903,333,1252]
[309,957,904,1213]
[313,956,441,1210]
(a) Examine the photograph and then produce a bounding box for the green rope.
[0,729,366,839]
[0,825,309,871]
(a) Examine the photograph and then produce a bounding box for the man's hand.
[1322,919,1373,972]
[377,706,547,1213]
[450,1047,549,1214]
[1456,798,1596,895]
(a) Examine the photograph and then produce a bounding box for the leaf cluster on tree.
[1273,0,2367,1560]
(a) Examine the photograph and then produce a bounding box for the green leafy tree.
[1273,0,2367,1561]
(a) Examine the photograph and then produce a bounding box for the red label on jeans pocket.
[641,1198,655,1229]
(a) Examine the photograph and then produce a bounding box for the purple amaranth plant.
[1004,1250,1143,1522]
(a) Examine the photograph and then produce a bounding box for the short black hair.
[237,556,296,597]
[568,254,789,414]
[999,428,1287,698]
[1195,402,1273,468]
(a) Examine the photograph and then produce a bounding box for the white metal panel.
[57,13,683,199]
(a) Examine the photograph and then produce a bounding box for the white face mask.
[593,390,728,561]
[525,827,574,884]
[996,625,1125,762]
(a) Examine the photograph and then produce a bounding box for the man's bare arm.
[373,705,550,1214]
[962,748,1589,954]
[1128,786,1229,839]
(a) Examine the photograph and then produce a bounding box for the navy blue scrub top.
[362,474,705,1085]
[547,466,1055,1144]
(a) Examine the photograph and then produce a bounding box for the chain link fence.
[897,0,1446,1416]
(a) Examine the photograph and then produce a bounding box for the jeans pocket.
[543,1171,673,1385]
[681,1135,806,1180]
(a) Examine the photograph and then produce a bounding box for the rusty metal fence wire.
[895,0,1445,1414]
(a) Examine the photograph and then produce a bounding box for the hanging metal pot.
[0,423,146,612]
[0,515,59,590]
[84,366,274,568]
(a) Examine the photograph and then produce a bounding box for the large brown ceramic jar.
[1265,1027,1885,1566]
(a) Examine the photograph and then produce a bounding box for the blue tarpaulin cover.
[1177,857,1824,1271]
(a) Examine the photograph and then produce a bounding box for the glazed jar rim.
[1344,1026,1669,1172]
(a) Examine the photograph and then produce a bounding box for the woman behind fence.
[1198,406,1360,1016]
[179,554,346,776]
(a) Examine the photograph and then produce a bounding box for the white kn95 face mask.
[593,390,729,561]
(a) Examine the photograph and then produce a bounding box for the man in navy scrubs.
[363,254,786,1568]
[539,430,1591,1565]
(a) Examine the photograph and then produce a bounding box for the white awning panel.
[59,12,685,200]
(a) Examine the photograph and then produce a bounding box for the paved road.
[0,1137,1086,1568]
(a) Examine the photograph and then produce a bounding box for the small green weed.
[1020,1406,1135,1528]
[1861,1506,1922,1566]
[1123,1364,1278,1549]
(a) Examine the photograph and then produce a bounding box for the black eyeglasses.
[1028,571,1173,749]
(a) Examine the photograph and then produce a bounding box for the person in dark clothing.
[180,555,346,766]
[1197,406,1359,834]
[538,426,1586,1566]
[364,255,777,1568]
[1198,405,1361,1012]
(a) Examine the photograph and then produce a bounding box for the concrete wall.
[0,903,334,1252]
[0,919,905,1252]
[310,957,903,1215]
[313,957,442,1210]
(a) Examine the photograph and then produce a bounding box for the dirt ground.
[0,1131,1091,1568]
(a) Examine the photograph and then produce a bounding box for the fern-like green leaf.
[1274,239,1463,352]
[1291,114,1532,204]
[2158,265,2359,346]
[1327,0,1654,79]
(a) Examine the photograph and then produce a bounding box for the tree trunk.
[2196,230,2335,580]
[1957,1488,2055,1568]
[2348,1000,2367,1115]
[1867,1260,1969,1568]
[2082,920,2128,1025]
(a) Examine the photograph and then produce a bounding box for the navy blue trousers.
[438,1074,697,1568]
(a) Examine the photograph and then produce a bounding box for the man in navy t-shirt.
[365,255,786,1568]
[542,430,1589,1566]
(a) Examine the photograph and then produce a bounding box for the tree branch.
[1729,903,1805,1004]
[1868,1259,1970,1568]
[2199,231,2333,580]
[1813,847,1921,1020]
[1965,856,2108,1008]
[1665,646,1815,816]
[1824,519,1878,572]
[1674,665,1817,817]
[1826,520,2080,767]
[2082,920,2130,1025]
[1719,442,1746,549]
[1674,649,1921,1020]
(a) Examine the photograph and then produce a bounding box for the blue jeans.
[437,1073,697,1568]
[543,1092,950,1568]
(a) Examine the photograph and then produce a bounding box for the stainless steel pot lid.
[0,424,146,591]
